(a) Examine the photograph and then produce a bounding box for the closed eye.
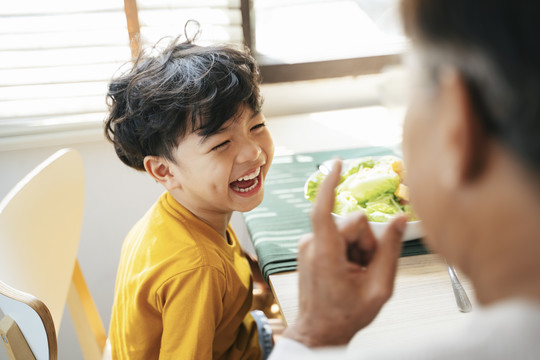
[251,122,266,131]
[212,140,230,151]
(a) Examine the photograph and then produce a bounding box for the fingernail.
[319,157,342,175]
[298,235,312,246]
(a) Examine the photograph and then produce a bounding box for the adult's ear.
[143,155,181,190]
[438,67,488,187]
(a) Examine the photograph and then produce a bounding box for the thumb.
[384,215,407,245]
[368,216,407,287]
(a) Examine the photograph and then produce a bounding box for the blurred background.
[0,0,407,358]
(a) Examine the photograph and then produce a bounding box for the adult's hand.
[282,159,408,347]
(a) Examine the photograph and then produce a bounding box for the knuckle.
[370,283,393,303]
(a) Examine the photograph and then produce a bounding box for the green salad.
[305,156,418,222]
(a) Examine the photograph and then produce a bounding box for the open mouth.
[230,167,262,194]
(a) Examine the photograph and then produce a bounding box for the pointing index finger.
[310,159,342,251]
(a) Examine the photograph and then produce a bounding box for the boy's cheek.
[265,135,275,165]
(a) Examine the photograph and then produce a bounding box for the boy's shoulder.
[122,192,233,272]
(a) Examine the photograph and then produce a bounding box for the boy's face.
[167,105,274,218]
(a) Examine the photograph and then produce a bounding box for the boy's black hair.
[401,0,540,172]
[104,37,262,171]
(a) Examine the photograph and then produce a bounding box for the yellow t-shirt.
[109,192,261,359]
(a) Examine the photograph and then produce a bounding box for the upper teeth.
[236,167,260,181]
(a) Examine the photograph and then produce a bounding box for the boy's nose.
[237,139,262,163]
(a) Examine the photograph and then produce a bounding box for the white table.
[269,253,476,351]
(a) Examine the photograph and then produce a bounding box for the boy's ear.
[143,155,181,189]
[438,68,488,187]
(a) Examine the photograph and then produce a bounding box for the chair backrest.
[0,280,55,359]
[0,149,109,360]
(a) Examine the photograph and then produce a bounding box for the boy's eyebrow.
[198,125,230,145]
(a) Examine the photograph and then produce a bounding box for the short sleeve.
[155,266,226,359]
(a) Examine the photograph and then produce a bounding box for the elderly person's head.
[400,0,540,302]
[270,1,540,352]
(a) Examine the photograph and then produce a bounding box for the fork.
[445,260,472,313]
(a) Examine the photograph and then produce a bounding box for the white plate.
[304,156,423,242]
[332,213,423,241]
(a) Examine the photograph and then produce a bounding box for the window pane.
[253,0,406,64]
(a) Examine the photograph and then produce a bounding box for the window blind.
[0,0,243,141]
[0,0,131,139]
[136,0,244,51]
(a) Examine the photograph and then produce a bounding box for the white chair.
[0,148,111,360]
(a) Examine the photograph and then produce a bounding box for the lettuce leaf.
[333,191,363,216]
[365,193,403,221]
[340,158,375,181]
[305,172,325,202]
[337,168,400,205]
